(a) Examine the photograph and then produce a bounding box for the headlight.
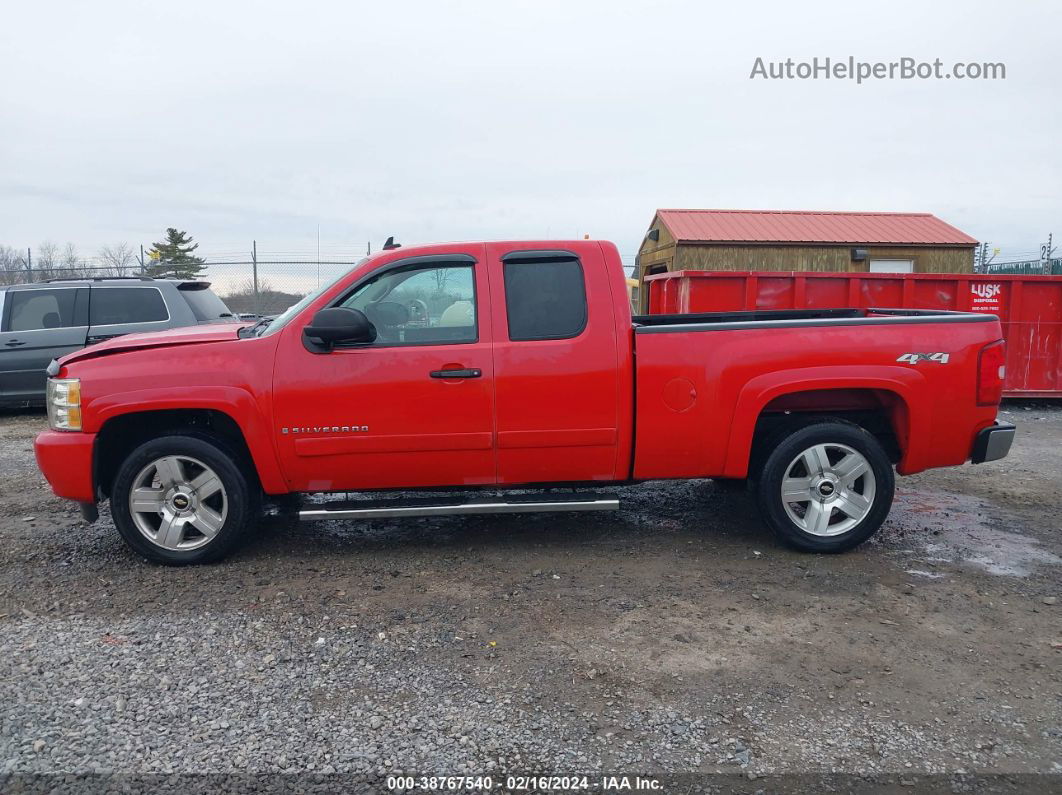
[47,378,82,431]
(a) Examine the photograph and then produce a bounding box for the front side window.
[340,263,476,345]
[503,256,587,341]
[6,289,79,331]
[89,288,168,325]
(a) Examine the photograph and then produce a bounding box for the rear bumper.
[34,430,97,502]
[971,422,1016,464]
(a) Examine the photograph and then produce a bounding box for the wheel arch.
[721,368,928,478]
[94,402,286,498]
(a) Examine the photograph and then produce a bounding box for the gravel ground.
[0,405,1060,791]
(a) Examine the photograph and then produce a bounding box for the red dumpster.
[644,270,1062,398]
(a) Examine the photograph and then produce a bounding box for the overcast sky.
[2,0,1059,265]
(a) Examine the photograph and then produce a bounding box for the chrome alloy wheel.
[128,455,228,551]
[780,443,876,537]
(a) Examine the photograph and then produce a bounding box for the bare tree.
[27,242,94,281]
[62,243,80,269]
[98,242,137,277]
[0,245,27,285]
[432,267,453,295]
[35,241,59,279]
[225,276,273,297]
[51,243,85,280]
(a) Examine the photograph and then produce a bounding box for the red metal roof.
[655,209,977,246]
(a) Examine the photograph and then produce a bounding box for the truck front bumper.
[34,430,97,503]
[971,422,1016,464]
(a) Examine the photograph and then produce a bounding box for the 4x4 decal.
[897,352,950,364]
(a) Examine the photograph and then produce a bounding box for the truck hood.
[59,324,246,366]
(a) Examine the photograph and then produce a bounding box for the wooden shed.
[636,209,978,310]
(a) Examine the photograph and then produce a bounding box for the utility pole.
[138,244,145,274]
[252,240,260,316]
[26,247,31,277]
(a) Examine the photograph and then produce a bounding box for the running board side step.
[298,494,619,521]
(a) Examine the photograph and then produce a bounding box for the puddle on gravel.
[888,490,1062,577]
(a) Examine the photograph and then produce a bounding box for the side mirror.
[304,307,376,349]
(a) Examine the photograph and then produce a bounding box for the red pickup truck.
[34,240,1015,564]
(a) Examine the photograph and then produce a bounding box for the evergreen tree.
[147,228,206,279]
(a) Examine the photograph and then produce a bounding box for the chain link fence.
[176,259,364,316]
[6,245,1050,320]
[0,258,364,318]
[983,258,1062,276]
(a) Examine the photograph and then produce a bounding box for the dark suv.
[0,278,237,407]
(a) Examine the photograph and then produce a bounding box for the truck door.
[486,244,624,484]
[272,249,497,491]
[0,286,88,404]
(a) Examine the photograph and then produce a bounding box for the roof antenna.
[382,236,401,250]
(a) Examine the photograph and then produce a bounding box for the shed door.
[869,259,914,273]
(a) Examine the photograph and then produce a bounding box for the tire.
[111,434,260,564]
[755,421,894,553]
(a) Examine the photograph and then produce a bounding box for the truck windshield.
[256,263,365,337]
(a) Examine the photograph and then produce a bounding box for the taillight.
[977,340,1006,406]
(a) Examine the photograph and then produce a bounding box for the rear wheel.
[111,434,259,564]
[755,422,894,553]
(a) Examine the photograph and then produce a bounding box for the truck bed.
[630,306,1001,481]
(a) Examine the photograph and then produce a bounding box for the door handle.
[430,368,482,379]
[4,340,25,347]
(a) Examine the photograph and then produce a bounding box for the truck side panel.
[73,335,288,494]
[632,317,1003,479]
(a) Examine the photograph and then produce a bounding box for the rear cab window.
[501,252,587,340]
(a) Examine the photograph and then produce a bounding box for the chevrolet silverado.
[34,240,1015,564]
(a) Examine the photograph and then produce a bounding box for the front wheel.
[755,422,895,553]
[111,434,259,564]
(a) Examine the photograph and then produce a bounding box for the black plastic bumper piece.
[79,502,99,523]
[971,422,1016,464]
